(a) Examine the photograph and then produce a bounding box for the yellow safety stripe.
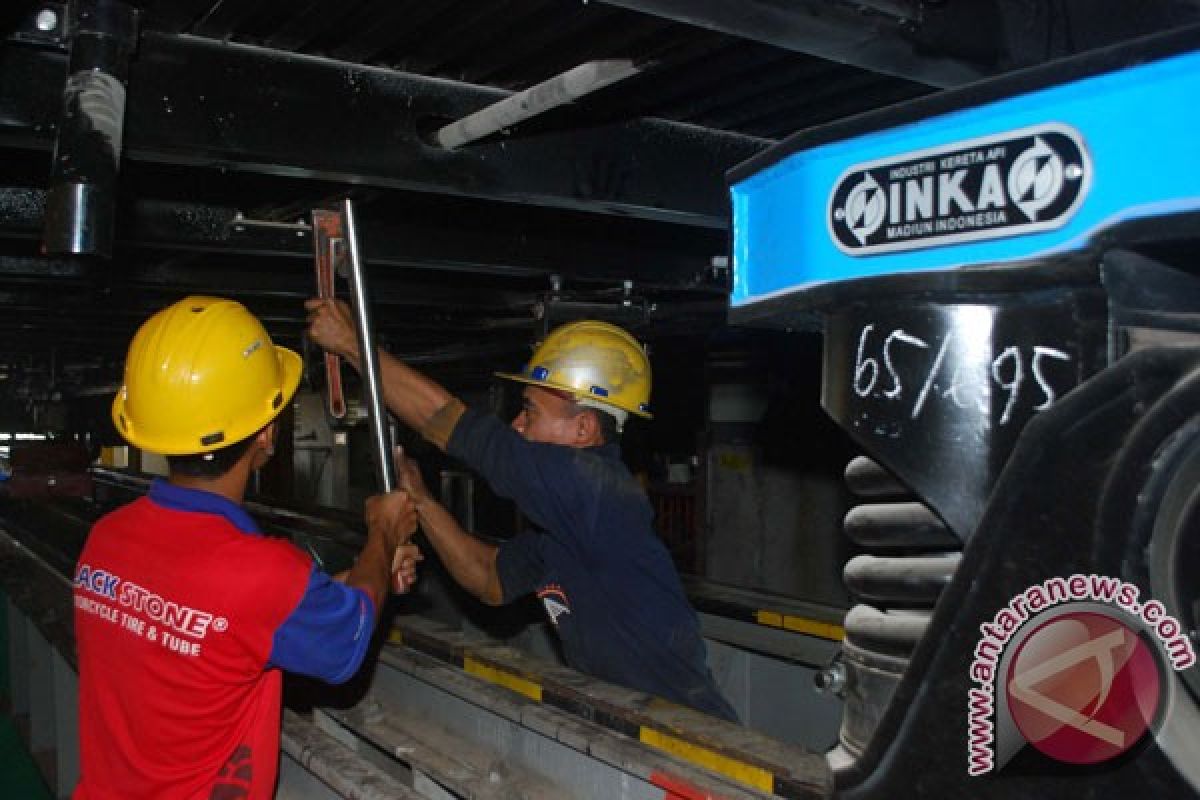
[464,657,543,702]
[639,727,774,792]
[755,610,845,641]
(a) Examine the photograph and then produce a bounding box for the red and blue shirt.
[73,480,375,800]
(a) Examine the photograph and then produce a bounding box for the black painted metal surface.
[837,346,1200,798]
[5,31,764,229]
[0,0,1196,422]
[821,270,1109,539]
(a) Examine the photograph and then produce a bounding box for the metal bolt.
[35,9,58,31]
[815,662,847,695]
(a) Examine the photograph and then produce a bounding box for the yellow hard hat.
[497,320,652,428]
[111,296,302,455]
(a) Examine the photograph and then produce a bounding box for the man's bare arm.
[398,455,503,605]
[305,298,461,447]
[417,500,504,605]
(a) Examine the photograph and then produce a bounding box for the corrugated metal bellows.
[833,456,963,763]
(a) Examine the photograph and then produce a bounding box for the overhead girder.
[594,0,984,88]
[0,254,544,391]
[598,0,1200,88]
[0,252,536,310]
[0,188,727,290]
[0,31,766,230]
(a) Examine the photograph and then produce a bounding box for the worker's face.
[511,386,585,446]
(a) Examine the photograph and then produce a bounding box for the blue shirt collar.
[593,442,621,461]
[148,478,262,535]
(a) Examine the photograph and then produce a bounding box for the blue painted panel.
[731,49,1200,307]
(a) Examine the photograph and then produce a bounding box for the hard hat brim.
[113,344,304,455]
[495,371,653,419]
[275,344,304,415]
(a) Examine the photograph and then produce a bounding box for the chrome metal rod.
[342,198,396,492]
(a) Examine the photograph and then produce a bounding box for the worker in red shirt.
[73,296,421,799]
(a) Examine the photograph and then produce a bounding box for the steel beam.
[0,32,764,228]
[0,188,724,289]
[595,0,986,88]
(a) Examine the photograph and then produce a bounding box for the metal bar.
[436,59,642,150]
[280,710,422,800]
[341,199,396,493]
[358,646,803,800]
[0,190,726,289]
[0,33,760,228]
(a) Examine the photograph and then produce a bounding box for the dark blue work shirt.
[447,408,737,721]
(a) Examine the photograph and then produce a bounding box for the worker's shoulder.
[220,529,311,573]
[568,446,645,499]
[203,533,312,609]
[88,495,161,536]
[93,498,310,572]
[568,445,622,473]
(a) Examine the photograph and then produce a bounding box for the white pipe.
[436,59,640,150]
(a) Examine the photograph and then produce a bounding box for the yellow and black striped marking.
[392,619,827,799]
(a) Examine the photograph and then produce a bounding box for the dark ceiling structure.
[1,0,1198,419]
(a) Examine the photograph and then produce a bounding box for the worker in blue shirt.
[306,299,737,721]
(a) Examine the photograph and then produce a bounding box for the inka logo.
[829,124,1090,255]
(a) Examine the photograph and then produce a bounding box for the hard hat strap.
[576,398,628,432]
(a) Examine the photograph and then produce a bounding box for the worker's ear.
[251,422,277,468]
[261,421,278,455]
[575,409,599,446]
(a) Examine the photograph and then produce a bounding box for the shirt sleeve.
[268,565,376,684]
[495,530,546,603]
[446,407,585,533]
